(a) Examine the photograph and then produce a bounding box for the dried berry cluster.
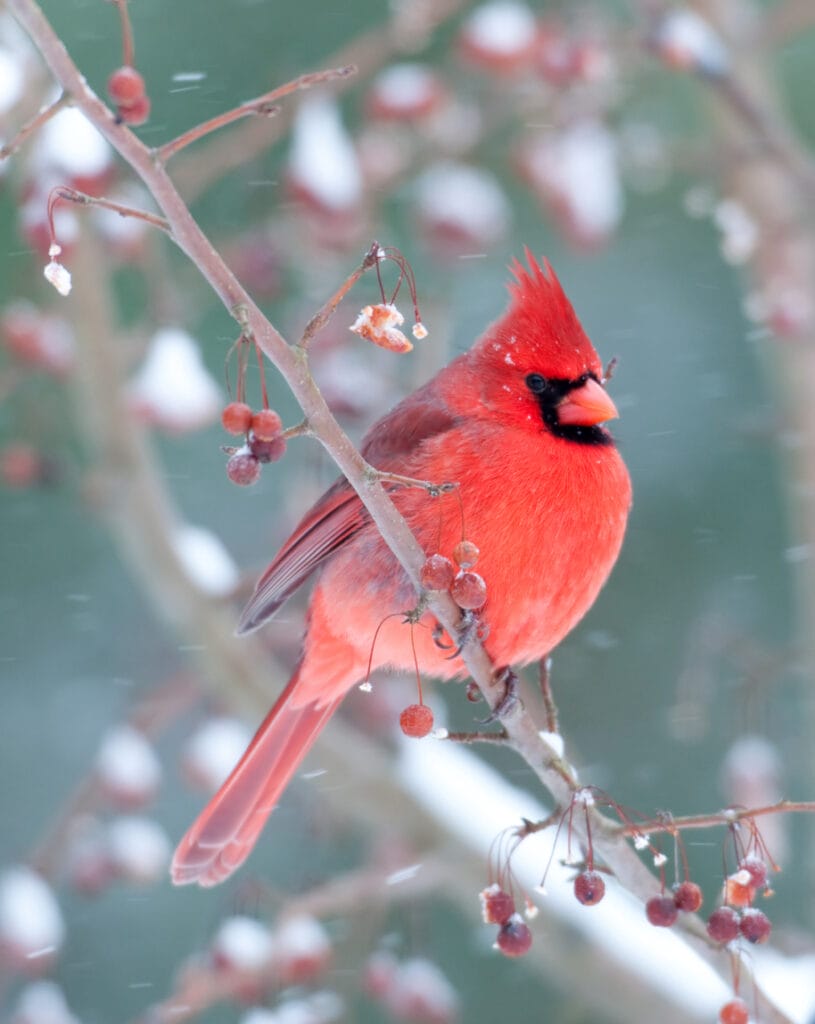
[706,857,772,946]
[221,402,287,486]
[479,884,533,958]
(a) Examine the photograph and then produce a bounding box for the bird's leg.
[479,666,521,723]
[442,609,488,660]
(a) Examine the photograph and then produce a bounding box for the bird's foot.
[443,610,489,659]
[479,666,521,723]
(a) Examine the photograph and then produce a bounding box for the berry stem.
[254,338,270,410]
[156,65,356,163]
[112,0,135,68]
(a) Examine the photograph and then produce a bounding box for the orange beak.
[557,377,619,427]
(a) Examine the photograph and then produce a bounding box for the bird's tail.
[171,664,341,887]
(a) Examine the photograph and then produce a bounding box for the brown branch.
[168,0,466,200]
[51,185,171,235]
[446,729,510,744]
[622,800,815,838]
[0,91,69,160]
[156,65,355,163]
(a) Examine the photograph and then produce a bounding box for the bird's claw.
[479,666,521,723]
[443,610,489,660]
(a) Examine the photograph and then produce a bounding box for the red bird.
[172,255,631,887]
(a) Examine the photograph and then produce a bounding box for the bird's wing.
[236,385,459,635]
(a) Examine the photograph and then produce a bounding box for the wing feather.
[236,384,459,635]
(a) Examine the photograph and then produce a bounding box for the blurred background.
[1,0,814,1021]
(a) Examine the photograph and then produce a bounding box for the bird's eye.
[525,373,547,393]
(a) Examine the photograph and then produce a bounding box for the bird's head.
[470,252,618,445]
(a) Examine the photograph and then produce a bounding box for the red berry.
[249,434,286,463]
[251,408,283,442]
[739,856,768,890]
[465,682,482,703]
[739,908,771,944]
[645,895,678,928]
[226,451,261,486]
[107,65,145,106]
[450,570,487,610]
[420,554,456,590]
[707,906,740,943]
[719,998,749,1024]
[399,703,434,738]
[118,94,151,125]
[495,915,532,957]
[221,401,253,435]
[574,870,605,906]
[673,880,703,913]
[480,884,515,925]
[452,540,479,569]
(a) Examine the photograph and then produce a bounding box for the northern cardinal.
[172,254,631,887]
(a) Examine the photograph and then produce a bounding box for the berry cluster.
[221,402,287,486]
[706,857,772,945]
[107,66,151,125]
[420,540,487,611]
[479,885,533,957]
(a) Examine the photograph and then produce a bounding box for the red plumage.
[172,255,631,887]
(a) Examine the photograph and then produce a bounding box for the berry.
[249,434,286,463]
[645,895,678,928]
[450,570,487,610]
[719,998,749,1024]
[107,66,145,106]
[673,880,703,913]
[479,884,515,925]
[420,554,456,591]
[739,856,768,890]
[251,408,283,442]
[118,94,151,126]
[226,451,261,486]
[221,401,253,435]
[495,915,532,957]
[707,906,740,943]
[465,682,482,703]
[739,908,771,944]
[399,704,434,738]
[574,870,605,906]
[452,540,479,569]
[724,870,755,908]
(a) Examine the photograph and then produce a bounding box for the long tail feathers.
[171,666,341,887]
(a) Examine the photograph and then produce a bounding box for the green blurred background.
[2,1,814,1021]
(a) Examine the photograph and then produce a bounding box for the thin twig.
[51,185,171,234]
[156,65,356,163]
[0,91,69,160]
[622,800,815,838]
[298,239,380,348]
[538,656,559,735]
[446,729,510,744]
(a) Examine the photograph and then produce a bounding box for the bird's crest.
[485,249,602,380]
